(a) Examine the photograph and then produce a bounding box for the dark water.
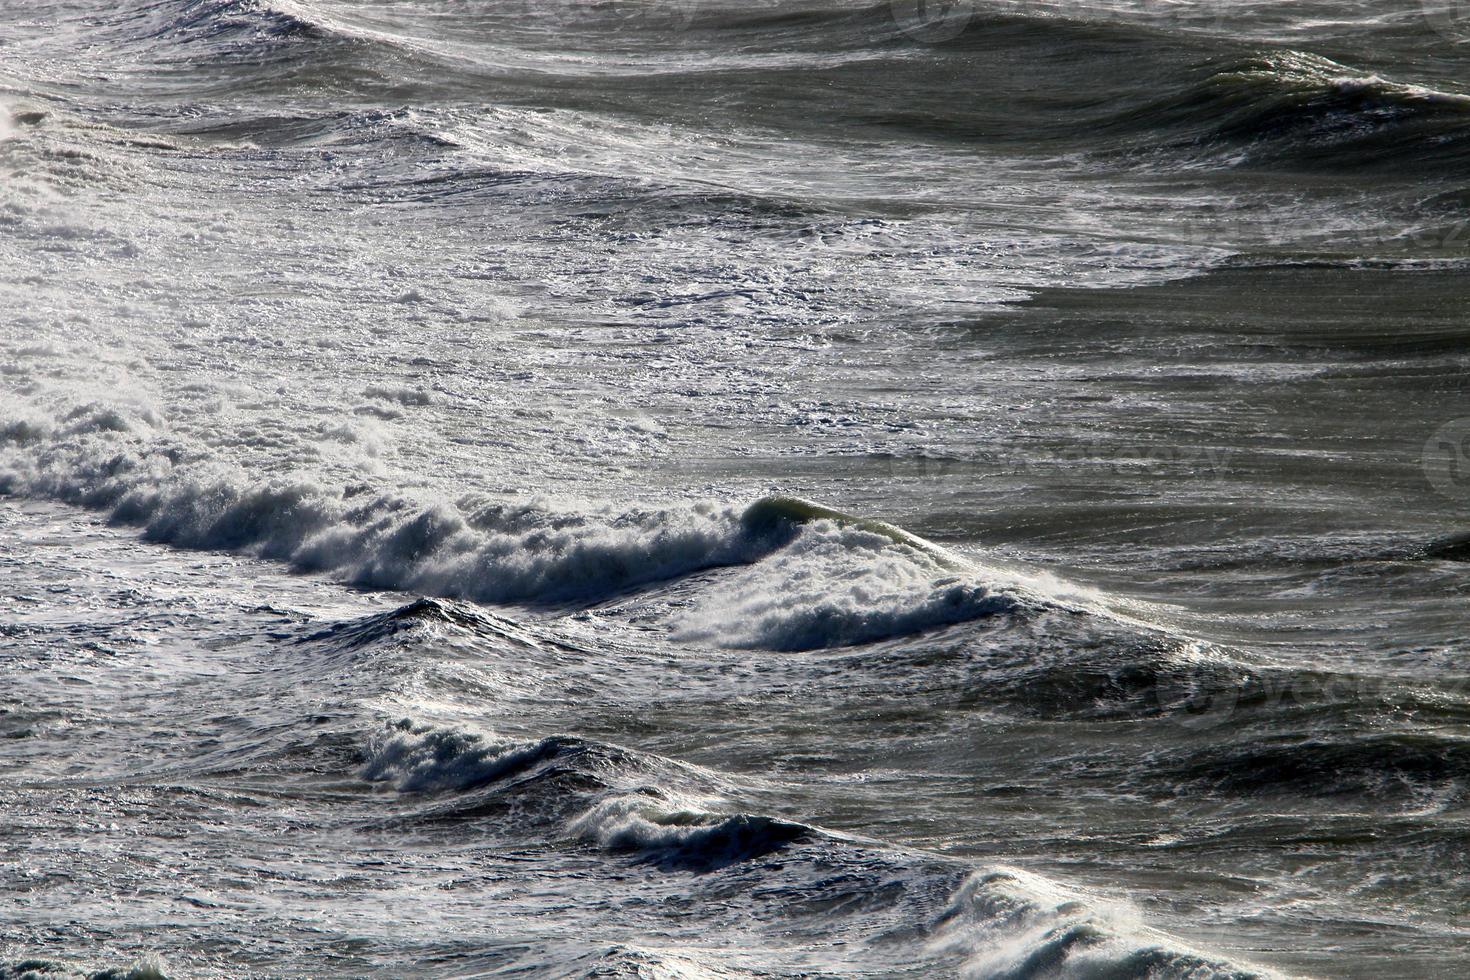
[2,2,1469,977]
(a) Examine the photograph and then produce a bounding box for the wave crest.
[0,958,172,980]
[1121,50,1470,170]
[364,720,577,793]
[0,399,760,604]
[933,868,1271,980]
[569,792,809,870]
[680,515,1031,650]
[144,0,330,45]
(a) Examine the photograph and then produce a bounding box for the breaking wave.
[1111,49,1470,170]
[677,516,1028,650]
[0,959,171,980]
[361,716,1273,977]
[145,0,329,45]
[0,395,1053,646]
[0,397,759,604]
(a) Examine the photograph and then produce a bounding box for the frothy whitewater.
[4,2,1470,978]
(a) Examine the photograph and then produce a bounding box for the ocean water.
[3,2,1470,977]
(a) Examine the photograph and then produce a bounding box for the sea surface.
[3,2,1470,977]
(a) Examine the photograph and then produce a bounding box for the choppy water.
[3,2,1470,977]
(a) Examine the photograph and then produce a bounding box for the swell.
[0,959,171,980]
[662,0,1470,177]
[140,0,329,45]
[59,0,393,100]
[359,716,1268,977]
[44,1,1470,179]
[362,718,814,871]
[1103,49,1470,172]
[832,36,1470,174]
[1164,731,1470,801]
[0,397,1049,647]
[684,1,1196,52]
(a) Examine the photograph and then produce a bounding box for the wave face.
[354,709,1263,975]
[0,391,1051,643]
[1105,50,1470,171]
[4,1,1469,978]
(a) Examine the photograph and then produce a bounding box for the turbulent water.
[3,1,1470,977]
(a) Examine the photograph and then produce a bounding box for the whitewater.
[4,2,1470,978]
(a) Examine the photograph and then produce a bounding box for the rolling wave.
[148,0,329,44]
[1113,50,1470,170]
[54,0,1470,183]
[352,708,1264,975]
[0,960,171,980]
[355,714,1269,977]
[0,394,1058,647]
[0,398,761,604]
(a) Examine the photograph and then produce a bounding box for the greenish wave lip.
[739,494,973,572]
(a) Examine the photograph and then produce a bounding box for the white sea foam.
[676,519,1029,650]
[0,394,759,605]
[0,956,172,980]
[362,721,561,793]
[569,791,730,849]
[363,384,433,406]
[931,869,1271,980]
[1,387,1051,646]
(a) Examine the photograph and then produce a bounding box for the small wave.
[299,596,525,651]
[678,495,1036,650]
[361,720,715,803]
[570,792,808,871]
[363,720,589,794]
[933,869,1271,980]
[0,959,171,980]
[140,0,330,46]
[362,720,802,868]
[1115,49,1470,171]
